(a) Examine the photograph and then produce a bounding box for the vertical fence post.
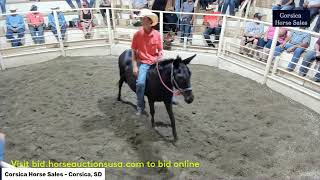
[0,52,5,71]
[244,0,251,20]
[53,10,65,56]
[218,15,227,56]
[263,27,280,84]
[106,7,113,55]
[159,11,164,42]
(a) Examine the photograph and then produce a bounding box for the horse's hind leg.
[164,102,178,141]
[117,76,125,101]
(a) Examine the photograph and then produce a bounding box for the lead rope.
[156,62,180,96]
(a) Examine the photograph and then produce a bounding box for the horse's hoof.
[117,97,121,101]
[173,136,178,142]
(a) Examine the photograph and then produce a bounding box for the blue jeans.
[221,0,235,16]
[29,25,45,44]
[51,25,67,41]
[203,26,221,46]
[257,39,280,49]
[136,63,151,112]
[0,0,5,14]
[274,43,305,71]
[65,0,81,9]
[180,18,192,41]
[0,136,4,161]
[6,28,25,47]
[299,50,320,80]
[272,4,295,10]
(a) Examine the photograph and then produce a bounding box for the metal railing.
[0,7,319,94]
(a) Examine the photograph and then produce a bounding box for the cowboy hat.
[9,6,18,11]
[137,9,158,27]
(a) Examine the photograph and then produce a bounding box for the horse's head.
[172,54,196,104]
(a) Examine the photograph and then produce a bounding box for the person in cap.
[0,0,6,14]
[131,9,163,115]
[6,6,25,47]
[202,4,221,48]
[0,133,4,162]
[26,5,45,44]
[48,6,68,43]
[239,12,264,57]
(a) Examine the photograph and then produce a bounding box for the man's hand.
[287,46,296,53]
[133,65,138,76]
[264,36,268,42]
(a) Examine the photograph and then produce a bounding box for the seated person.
[48,6,67,42]
[257,26,287,61]
[273,27,311,72]
[0,133,4,162]
[164,7,178,33]
[239,13,264,57]
[202,6,221,48]
[299,37,320,82]
[99,0,112,26]
[272,0,295,10]
[296,0,320,21]
[6,7,25,47]
[80,2,94,39]
[26,5,45,44]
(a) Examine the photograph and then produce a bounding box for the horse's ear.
[183,54,196,65]
[174,56,182,68]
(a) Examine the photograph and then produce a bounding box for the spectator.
[272,0,295,10]
[84,0,96,8]
[295,0,320,21]
[6,7,25,47]
[239,13,264,57]
[65,0,82,9]
[314,17,320,32]
[151,0,167,30]
[48,6,67,43]
[99,0,112,27]
[131,0,148,9]
[202,6,221,47]
[221,0,236,15]
[180,0,194,44]
[164,6,178,33]
[299,37,320,82]
[80,2,94,39]
[200,0,214,10]
[0,0,5,14]
[130,0,148,26]
[273,27,311,72]
[26,5,45,44]
[257,26,287,61]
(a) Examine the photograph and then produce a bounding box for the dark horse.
[118,49,196,141]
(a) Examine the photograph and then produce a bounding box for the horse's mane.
[150,56,183,69]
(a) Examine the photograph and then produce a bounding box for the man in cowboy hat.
[131,9,163,115]
[48,6,68,43]
[6,6,25,47]
[26,5,45,44]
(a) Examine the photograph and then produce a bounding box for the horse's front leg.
[164,102,177,141]
[148,99,155,127]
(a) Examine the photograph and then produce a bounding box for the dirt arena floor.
[0,56,320,179]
